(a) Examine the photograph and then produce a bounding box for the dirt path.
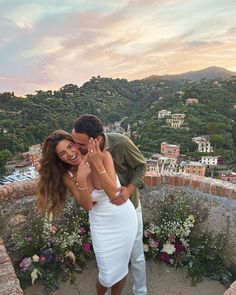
[24,259,226,295]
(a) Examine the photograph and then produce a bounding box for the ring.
[90,150,94,153]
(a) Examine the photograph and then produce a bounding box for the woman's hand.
[76,154,91,182]
[87,138,105,170]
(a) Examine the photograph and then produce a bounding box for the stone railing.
[0,172,236,294]
[0,238,23,295]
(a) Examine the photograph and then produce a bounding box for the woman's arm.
[63,158,93,211]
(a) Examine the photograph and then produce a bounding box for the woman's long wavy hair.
[37,130,74,215]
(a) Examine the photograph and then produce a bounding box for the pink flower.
[150,240,159,250]
[144,230,152,238]
[80,227,87,235]
[49,225,57,234]
[82,243,91,252]
[27,236,33,242]
[39,256,46,264]
[19,257,32,271]
[159,252,171,263]
[174,240,185,253]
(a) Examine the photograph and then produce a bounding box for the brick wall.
[143,171,236,199]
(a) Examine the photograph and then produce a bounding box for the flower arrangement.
[11,198,92,291]
[143,192,233,286]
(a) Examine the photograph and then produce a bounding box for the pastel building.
[220,171,236,184]
[192,136,214,153]
[201,156,219,166]
[180,161,206,176]
[186,98,199,105]
[158,110,171,119]
[161,142,180,158]
[166,113,185,128]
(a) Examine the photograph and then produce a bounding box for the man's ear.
[97,135,104,150]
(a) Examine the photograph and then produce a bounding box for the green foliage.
[11,199,92,291]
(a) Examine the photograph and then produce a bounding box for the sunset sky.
[0,0,236,95]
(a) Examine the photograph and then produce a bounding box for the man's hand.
[110,186,132,206]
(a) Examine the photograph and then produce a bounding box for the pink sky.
[0,0,236,95]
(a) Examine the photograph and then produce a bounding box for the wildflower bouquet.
[143,192,233,286]
[11,198,92,291]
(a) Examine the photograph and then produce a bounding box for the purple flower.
[144,229,152,238]
[41,248,53,262]
[159,252,171,263]
[19,257,32,271]
[80,227,87,235]
[82,243,91,252]
[39,256,46,264]
[174,240,185,253]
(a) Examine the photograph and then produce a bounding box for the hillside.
[0,73,236,173]
[145,66,236,81]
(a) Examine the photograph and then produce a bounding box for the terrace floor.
[24,259,226,295]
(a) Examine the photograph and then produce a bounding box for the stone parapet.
[0,238,24,295]
[144,171,236,200]
[224,281,236,295]
[0,180,37,202]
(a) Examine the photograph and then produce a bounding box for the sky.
[0,0,236,96]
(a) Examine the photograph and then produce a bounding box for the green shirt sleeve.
[121,137,146,189]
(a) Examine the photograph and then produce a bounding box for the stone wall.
[0,172,236,294]
[0,238,23,295]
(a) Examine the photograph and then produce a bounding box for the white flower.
[32,254,40,263]
[31,268,42,284]
[162,243,176,255]
[143,244,149,252]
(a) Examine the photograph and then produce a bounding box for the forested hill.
[0,75,236,173]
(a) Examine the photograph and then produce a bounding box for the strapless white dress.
[89,177,138,288]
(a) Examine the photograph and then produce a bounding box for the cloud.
[0,0,236,95]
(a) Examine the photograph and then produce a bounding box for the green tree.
[210,134,225,149]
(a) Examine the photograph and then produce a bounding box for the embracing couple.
[37,114,147,295]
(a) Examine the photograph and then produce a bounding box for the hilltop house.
[179,160,206,176]
[201,155,219,166]
[161,142,180,158]
[158,110,171,119]
[220,171,236,184]
[166,113,185,128]
[192,136,214,153]
[186,98,199,105]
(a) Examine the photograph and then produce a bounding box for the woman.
[37,130,138,295]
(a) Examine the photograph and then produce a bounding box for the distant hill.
[145,66,236,81]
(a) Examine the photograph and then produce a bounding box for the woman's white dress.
[89,177,138,288]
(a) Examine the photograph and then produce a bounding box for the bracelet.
[75,182,87,191]
[98,170,106,175]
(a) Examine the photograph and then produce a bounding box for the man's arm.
[111,137,146,205]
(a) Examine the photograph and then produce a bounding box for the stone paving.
[25,259,227,295]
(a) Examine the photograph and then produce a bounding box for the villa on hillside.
[192,136,214,153]
[179,160,206,176]
[220,171,236,184]
[201,155,219,166]
[161,142,180,158]
[186,98,199,105]
[158,109,171,119]
[166,113,185,128]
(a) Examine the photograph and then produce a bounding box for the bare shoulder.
[63,172,72,187]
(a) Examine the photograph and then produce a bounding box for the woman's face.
[55,139,82,166]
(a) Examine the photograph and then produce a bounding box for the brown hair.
[37,130,73,215]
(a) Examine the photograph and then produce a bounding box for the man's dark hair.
[73,114,104,138]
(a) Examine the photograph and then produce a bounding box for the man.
[72,114,147,295]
